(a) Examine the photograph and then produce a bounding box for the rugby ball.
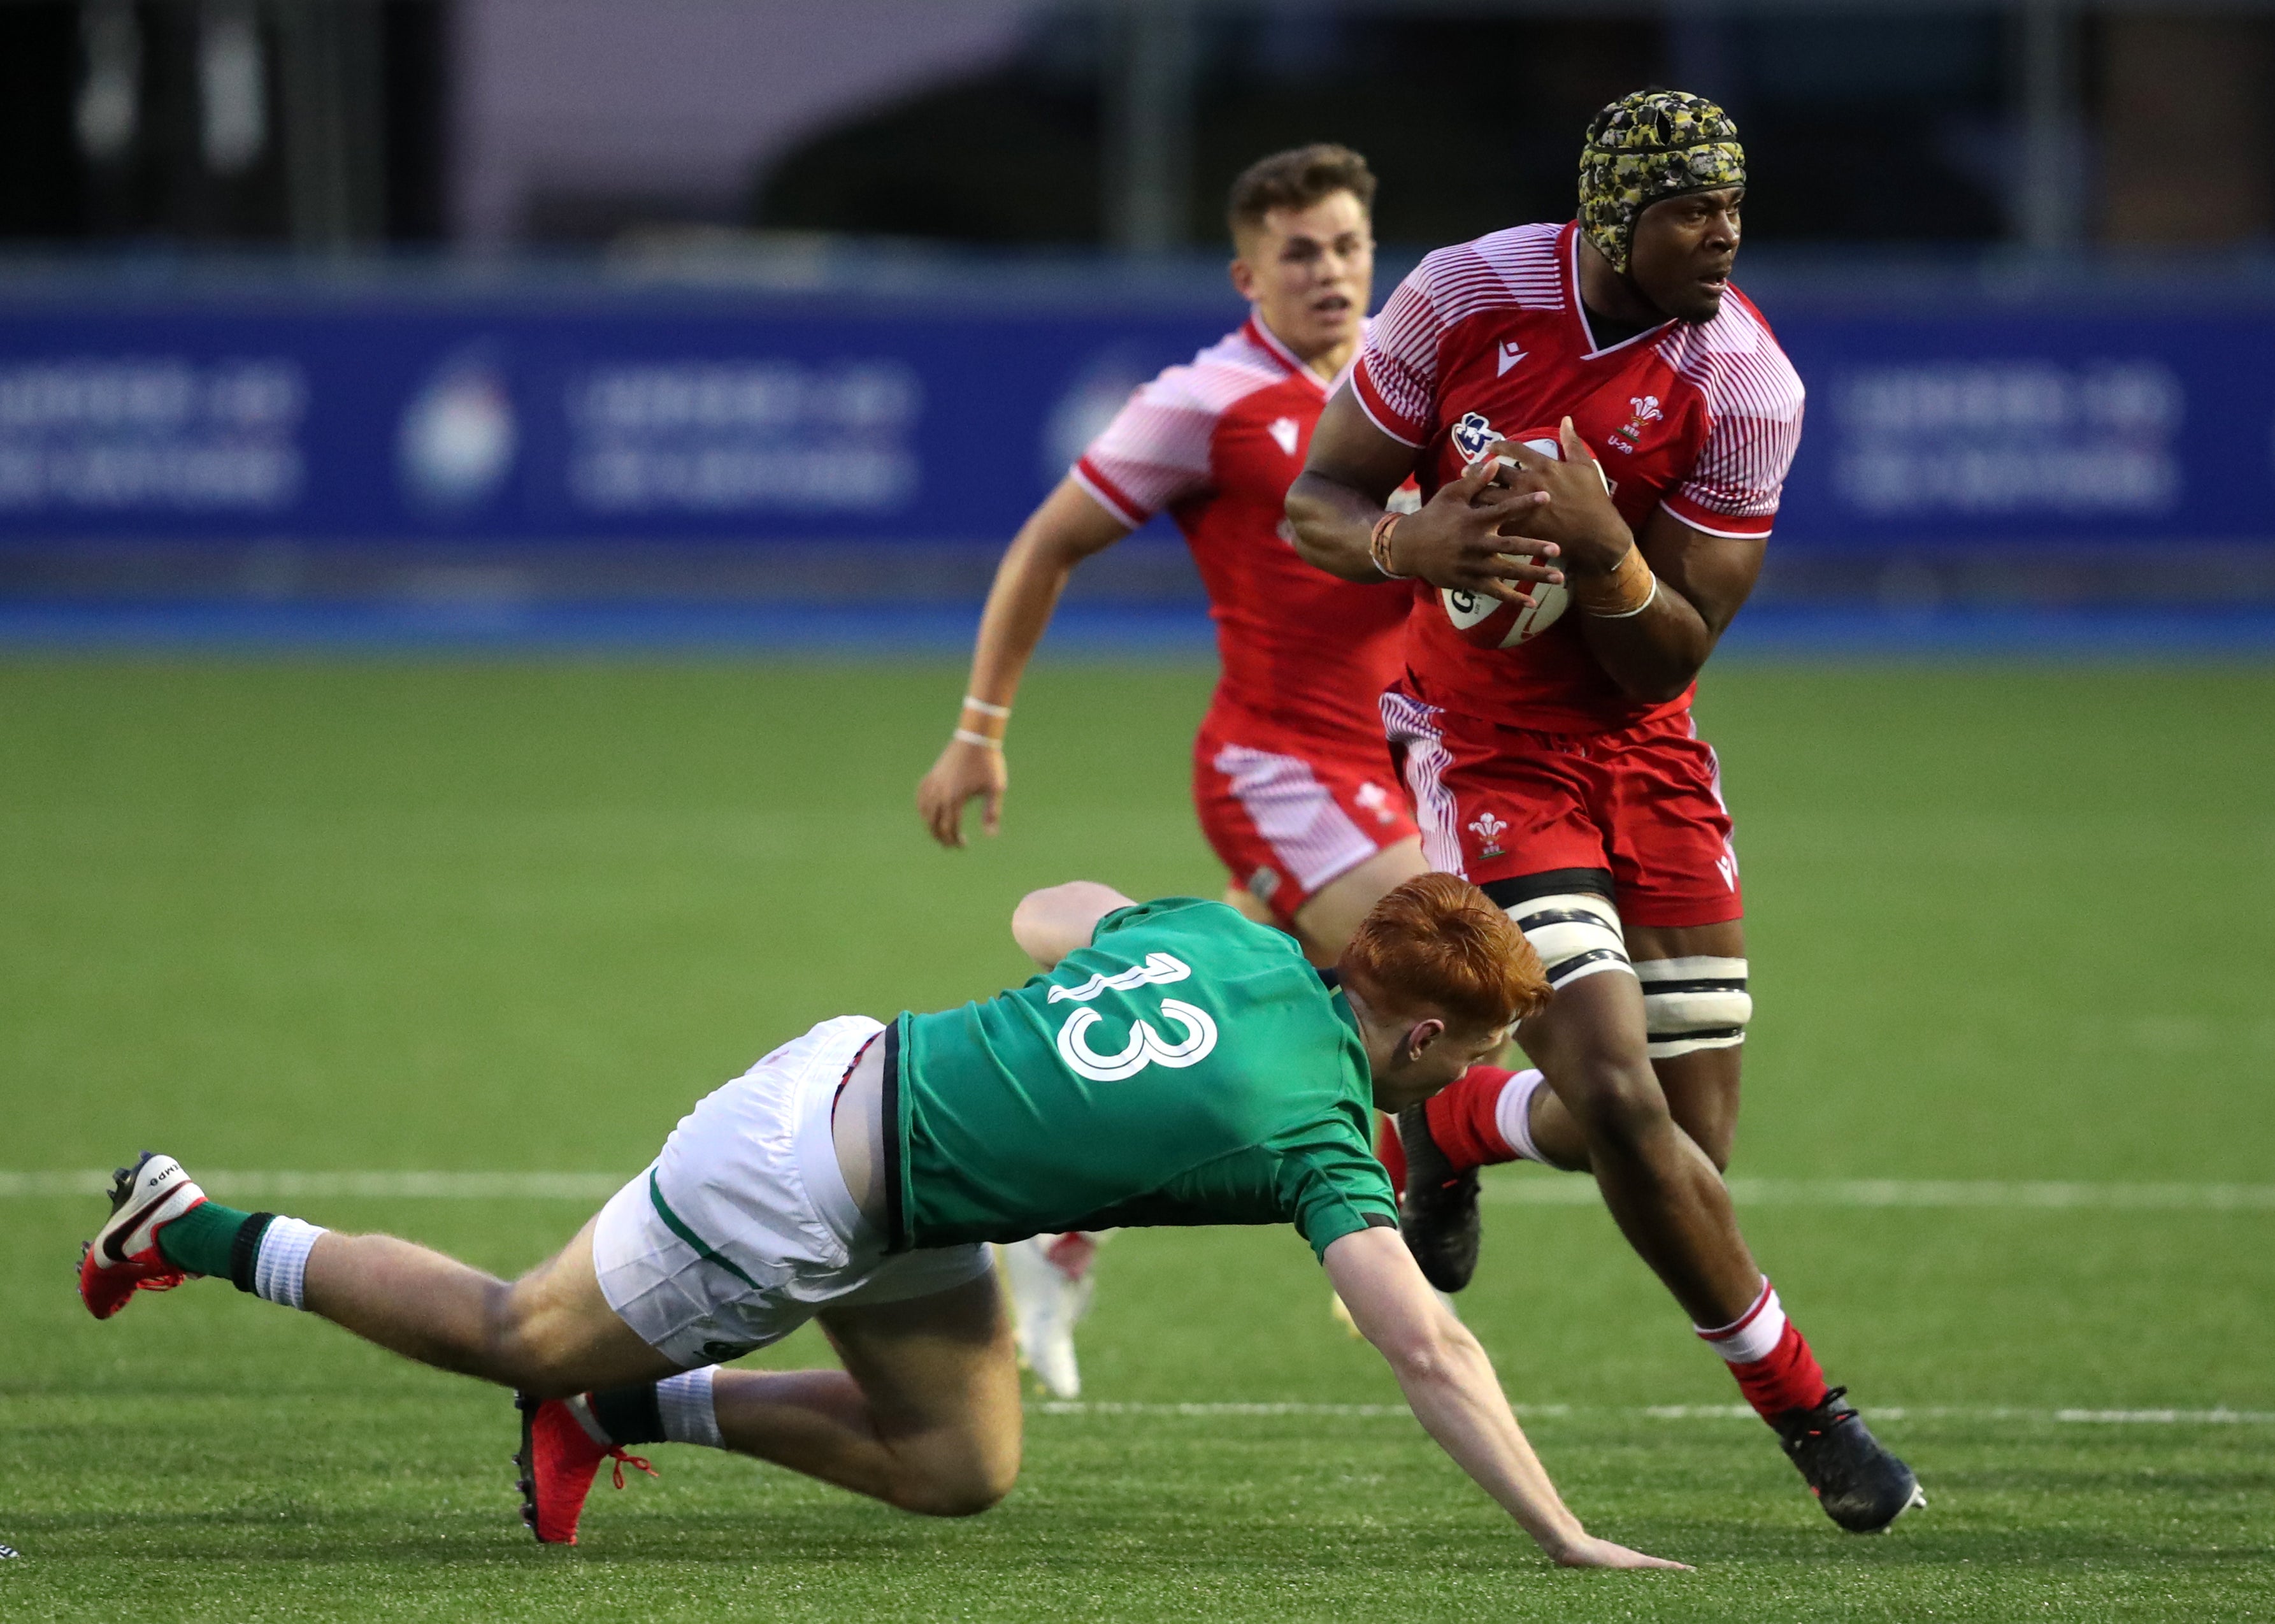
[1439,429,1602,649]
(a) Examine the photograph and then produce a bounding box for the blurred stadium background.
[5,0,2275,648]
[3,3,2271,1619]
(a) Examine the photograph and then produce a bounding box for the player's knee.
[891,1447,1019,1518]
[1563,1058,1673,1149]
[1690,1115,1737,1174]
[480,1293,586,1393]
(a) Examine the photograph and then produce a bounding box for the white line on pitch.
[3,1171,2271,1211]
[1033,1402,2275,1425]
[1482,1175,2275,1211]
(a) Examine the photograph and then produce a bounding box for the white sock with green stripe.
[657,1367,723,1449]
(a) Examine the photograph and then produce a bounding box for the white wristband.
[953,728,1003,749]
[961,696,1012,719]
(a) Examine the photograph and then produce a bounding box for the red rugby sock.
[1043,1231,1098,1282]
[1419,1065,1519,1172]
[1696,1280,1832,1421]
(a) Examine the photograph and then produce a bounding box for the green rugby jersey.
[887,898,1396,1261]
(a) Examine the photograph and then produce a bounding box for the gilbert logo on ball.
[1440,422,1605,649]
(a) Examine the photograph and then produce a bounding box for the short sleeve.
[1090,896,1249,945]
[1072,368,1218,528]
[1281,1132,1400,1261]
[1661,351,1805,540]
[1351,254,1454,448]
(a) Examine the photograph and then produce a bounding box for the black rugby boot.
[1773,1386,1926,1533]
[1395,1104,1482,1293]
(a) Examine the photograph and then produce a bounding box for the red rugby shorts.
[1381,684,1741,928]
[1192,712,1418,928]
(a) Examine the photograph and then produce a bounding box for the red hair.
[1339,873,1548,1030]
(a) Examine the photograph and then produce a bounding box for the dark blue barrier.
[1,267,2271,554]
[1772,312,2264,550]
[0,288,1218,544]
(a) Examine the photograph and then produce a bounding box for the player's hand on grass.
[917,737,1007,848]
[1547,1534,1693,1572]
[1486,418,1635,577]
[1382,454,1565,608]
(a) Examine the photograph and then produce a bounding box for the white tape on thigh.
[1505,892,1630,989]
[1636,956,1750,1058]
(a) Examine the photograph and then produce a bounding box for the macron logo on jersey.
[1497,341,1528,377]
[1267,417,1300,457]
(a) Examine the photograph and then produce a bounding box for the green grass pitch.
[2,656,2271,1621]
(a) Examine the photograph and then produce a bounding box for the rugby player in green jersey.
[79,875,1684,1570]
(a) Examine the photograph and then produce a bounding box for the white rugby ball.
[1439,432,1576,649]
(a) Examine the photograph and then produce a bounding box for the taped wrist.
[1368,512,1411,580]
[1572,543,1656,616]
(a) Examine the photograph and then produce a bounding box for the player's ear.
[1400,1017,1447,1061]
[1228,253,1257,301]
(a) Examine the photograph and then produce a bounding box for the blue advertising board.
[0,293,1221,545]
[1771,310,2275,550]
[3,278,2272,552]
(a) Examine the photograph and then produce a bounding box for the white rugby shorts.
[592,1014,992,1367]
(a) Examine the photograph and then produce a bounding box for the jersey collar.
[1558,220,1674,363]
[1243,314,1332,396]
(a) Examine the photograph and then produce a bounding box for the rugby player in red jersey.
[919,147,1505,1395]
[1286,91,1924,1533]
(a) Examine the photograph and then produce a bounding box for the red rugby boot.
[78,1151,208,1320]
[514,1393,659,1545]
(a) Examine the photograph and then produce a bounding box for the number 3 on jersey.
[1048,951,1221,1082]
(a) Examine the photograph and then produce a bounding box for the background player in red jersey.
[1286,91,1924,1534]
[917,145,1448,1397]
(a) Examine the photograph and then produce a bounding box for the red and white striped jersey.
[1354,220,1805,734]
[1075,315,1410,757]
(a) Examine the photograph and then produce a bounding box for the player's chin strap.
[1636,956,1750,1058]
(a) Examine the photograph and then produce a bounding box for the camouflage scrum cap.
[1579,89,1745,273]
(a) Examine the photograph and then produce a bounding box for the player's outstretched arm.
[917,478,1131,849]
[1287,387,1563,605]
[1323,1225,1691,1572]
[1011,881,1137,970]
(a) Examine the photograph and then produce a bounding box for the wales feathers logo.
[1611,394,1664,454]
[1468,810,1509,858]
